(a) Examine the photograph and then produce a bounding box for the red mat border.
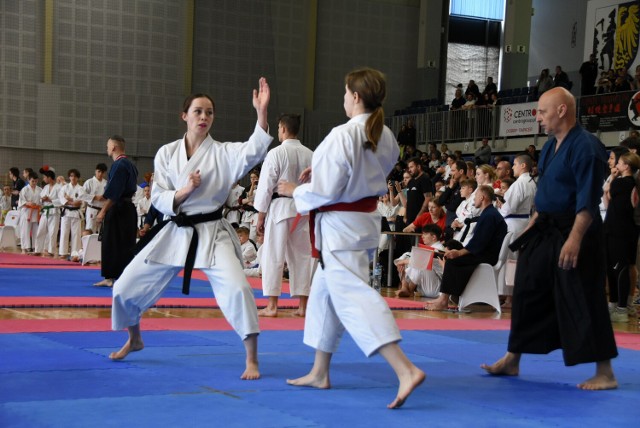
[1,318,638,351]
[0,296,427,310]
[0,317,509,333]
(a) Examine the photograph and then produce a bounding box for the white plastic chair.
[0,226,18,250]
[3,210,20,244]
[81,233,101,265]
[458,231,513,314]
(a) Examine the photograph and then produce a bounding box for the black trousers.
[508,214,618,366]
[440,252,495,296]
[101,201,137,280]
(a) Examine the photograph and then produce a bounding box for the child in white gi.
[18,172,42,253]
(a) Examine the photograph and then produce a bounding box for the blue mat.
[1,330,638,427]
[0,268,287,299]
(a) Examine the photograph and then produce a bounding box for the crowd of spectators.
[4,119,640,327]
[378,134,640,324]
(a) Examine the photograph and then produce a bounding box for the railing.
[388,107,500,144]
[387,91,640,145]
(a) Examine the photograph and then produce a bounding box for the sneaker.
[610,307,629,323]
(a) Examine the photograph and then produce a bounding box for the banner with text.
[579,91,640,132]
[498,103,539,137]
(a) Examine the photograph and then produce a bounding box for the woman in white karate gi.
[278,68,425,408]
[110,78,272,381]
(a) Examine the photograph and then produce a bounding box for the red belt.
[305,196,378,259]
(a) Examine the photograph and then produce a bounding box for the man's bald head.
[536,87,576,137]
[541,87,576,115]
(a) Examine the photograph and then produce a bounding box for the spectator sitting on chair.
[424,185,507,311]
[451,89,466,111]
[403,199,446,235]
[394,224,445,298]
[451,179,481,245]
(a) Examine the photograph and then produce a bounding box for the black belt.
[509,212,575,252]
[272,192,291,200]
[133,207,224,295]
[88,204,102,210]
[460,216,480,242]
[61,206,80,216]
[505,214,530,219]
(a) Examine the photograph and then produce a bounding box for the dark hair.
[27,172,38,181]
[515,154,533,171]
[9,167,19,178]
[421,224,443,240]
[619,137,640,152]
[501,177,515,188]
[345,68,387,152]
[610,146,630,164]
[24,168,34,174]
[68,168,81,178]
[96,163,108,172]
[109,135,126,151]
[455,160,467,174]
[277,114,301,136]
[182,93,216,114]
[407,157,423,168]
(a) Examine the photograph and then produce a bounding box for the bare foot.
[388,367,426,409]
[70,256,80,262]
[481,356,519,376]
[424,301,448,311]
[577,374,618,390]
[93,279,113,287]
[240,360,261,380]
[286,372,331,389]
[293,308,306,317]
[395,288,411,298]
[109,338,144,360]
[257,307,278,317]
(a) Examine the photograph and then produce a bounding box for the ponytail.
[363,106,384,152]
[345,68,387,153]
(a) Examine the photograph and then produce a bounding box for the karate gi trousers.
[508,213,618,366]
[261,215,312,298]
[112,230,259,340]
[34,209,60,254]
[303,244,401,357]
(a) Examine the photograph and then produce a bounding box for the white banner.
[498,103,540,137]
